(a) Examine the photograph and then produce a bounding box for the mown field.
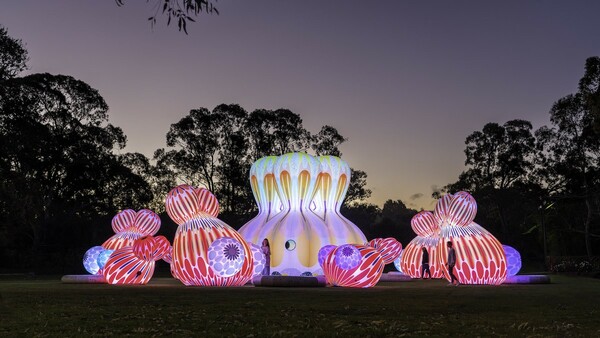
[0,274,598,337]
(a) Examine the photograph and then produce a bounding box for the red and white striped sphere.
[400,236,443,278]
[367,237,403,265]
[167,187,253,286]
[437,223,507,285]
[433,193,453,224]
[322,245,384,288]
[165,185,220,225]
[411,211,439,237]
[103,246,155,284]
[447,191,477,227]
[102,235,172,285]
[102,209,161,250]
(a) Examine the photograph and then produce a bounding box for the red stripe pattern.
[437,223,507,285]
[433,193,453,224]
[102,235,171,285]
[367,237,403,265]
[322,245,384,288]
[400,236,444,278]
[102,209,161,250]
[166,185,253,286]
[411,211,438,237]
[447,191,477,227]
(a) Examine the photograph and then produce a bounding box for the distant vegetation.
[0,26,598,274]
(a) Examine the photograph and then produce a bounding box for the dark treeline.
[1,26,598,274]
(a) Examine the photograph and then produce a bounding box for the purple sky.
[2,1,599,209]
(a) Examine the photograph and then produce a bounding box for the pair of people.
[420,241,460,286]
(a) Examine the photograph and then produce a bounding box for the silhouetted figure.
[447,241,459,286]
[421,247,431,279]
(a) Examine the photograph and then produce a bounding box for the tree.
[115,0,218,34]
[311,125,347,157]
[535,57,600,257]
[345,169,372,206]
[0,26,152,270]
[0,26,28,81]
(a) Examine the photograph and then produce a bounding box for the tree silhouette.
[115,0,218,34]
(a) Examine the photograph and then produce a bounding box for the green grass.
[0,275,598,337]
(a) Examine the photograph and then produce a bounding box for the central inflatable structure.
[238,153,367,276]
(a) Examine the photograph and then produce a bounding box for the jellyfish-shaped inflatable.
[401,211,444,278]
[102,235,170,284]
[435,192,507,285]
[238,153,367,276]
[102,209,161,250]
[321,244,384,288]
[166,185,254,286]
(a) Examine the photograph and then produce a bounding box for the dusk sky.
[2,1,599,209]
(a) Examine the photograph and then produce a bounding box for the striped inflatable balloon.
[411,211,439,237]
[367,237,403,265]
[400,236,444,278]
[433,193,453,224]
[437,223,507,285]
[166,185,220,225]
[102,209,161,250]
[171,216,253,286]
[447,191,477,227]
[322,245,384,288]
[102,246,155,285]
[111,209,136,233]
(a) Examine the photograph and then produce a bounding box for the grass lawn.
[0,274,598,337]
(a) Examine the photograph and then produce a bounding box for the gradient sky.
[1,1,599,209]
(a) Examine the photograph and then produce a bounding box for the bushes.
[548,256,600,274]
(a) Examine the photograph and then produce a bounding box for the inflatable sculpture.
[401,211,444,278]
[102,235,170,284]
[321,244,384,287]
[503,245,522,277]
[238,153,367,276]
[102,209,161,250]
[83,209,162,277]
[402,191,507,285]
[166,185,254,286]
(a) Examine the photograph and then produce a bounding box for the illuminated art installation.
[401,192,507,285]
[250,244,267,278]
[102,209,161,250]
[321,244,384,288]
[82,209,160,276]
[401,211,444,278]
[367,237,403,265]
[166,185,254,286]
[102,235,170,284]
[393,251,403,273]
[238,153,367,276]
[435,192,507,285]
[83,246,105,275]
[503,245,522,277]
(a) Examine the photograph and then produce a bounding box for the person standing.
[447,241,459,286]
[261,238,271,276]
[421,247,432,279]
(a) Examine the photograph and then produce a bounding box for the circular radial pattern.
[208,237,246,277]
[96,249,114,270]
[83,246,104,275]
[334,244,361,270]
[318,245,337,267]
